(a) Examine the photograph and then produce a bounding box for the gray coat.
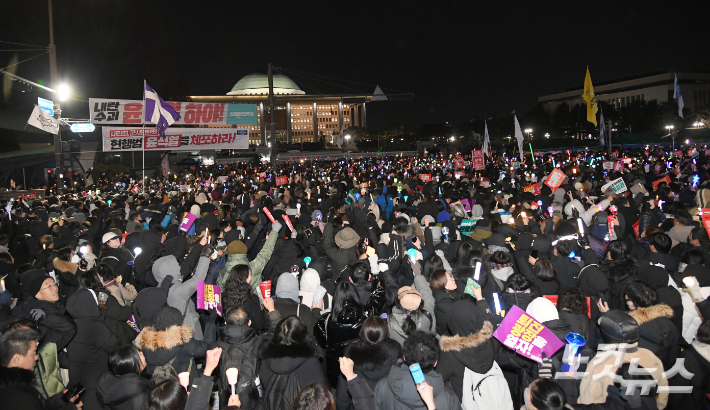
[153,254,210,340]
[375,364,461,410]
[388,275,436,345]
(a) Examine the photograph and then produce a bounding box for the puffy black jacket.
[628,304,680,371]
[431,288,461,335]
[258,338,330,392]
[96,373,151,410]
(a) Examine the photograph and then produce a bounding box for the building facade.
[539,71,710,115]
[190,73,370,146]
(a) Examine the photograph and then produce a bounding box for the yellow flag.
[582,67,598,126]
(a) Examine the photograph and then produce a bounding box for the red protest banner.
[652,175,671,188]
[420,174,432,182]
[472,150,485,170]
[702,210,710,243]
[633,220,640,239]
[613,161,624,171]
[454,156,464,169]
[544,168,566,191]
[522,183,541,196]
[259,172,267,179]
[275,176,288,186]
[454,170,465,179]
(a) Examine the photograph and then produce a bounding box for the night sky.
[2,1,710,131]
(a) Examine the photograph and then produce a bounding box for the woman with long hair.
[221,264,267,331]
[335,316,402,410]
[314,278,385,387]
[97,345,152,410]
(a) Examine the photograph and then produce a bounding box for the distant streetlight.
[666,125,676,150]
[525,128,532,140]
[694,122,705,127]
[450,136,455,141]
[345,134,350,141]
[544,133,550,139]
[686,140,690,144]
[57,84,70,101]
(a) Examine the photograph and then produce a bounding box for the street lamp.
[666,125,675,150]
[525,128,532,140]
[450,136,455,142]
[57,84,70,101]
[694,122,705,128]
[544,133,550,139]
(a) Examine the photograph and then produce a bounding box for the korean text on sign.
[493,305,564,363]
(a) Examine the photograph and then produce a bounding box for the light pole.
[525,128,532,141]
[666,125,675,150]
[544,133,550,139]
[344,134,350,151]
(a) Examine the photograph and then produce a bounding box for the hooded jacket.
[152,255,210,340]
[577,264,611,323]
[628,304,680,371]
[438,304,496,401]
[95,372,151,410]
[388,275,436,345]
[374,364,461,410]
[336,338,402,410]
[134,324,210,378]
[579,342,667,409]
[258,338,330,392]
[65,289,122,410]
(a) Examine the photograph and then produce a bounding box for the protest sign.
[259,172,267,179]
[544,168,566,191]
[493,305,564,364]
[523,183,541,196]
[454,156,464,169]
[196,281,223,316]
[179,212,197,233]
[472,150,485,170]
[460,198,471,212]
[275,176,288,186]
[601,177,627,194]
[459,219,475,236]
[603,161,615,170]
[702,210,710,242]
[613,161,624,171]
[420,174,432,182]
[633,220,640,239]
[454,170,465,179]
[652,175,671,188]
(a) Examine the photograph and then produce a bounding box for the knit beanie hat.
[226,240,248,255]
[525,297,559,323]
[300,268,320,292]
[30,274,52,297]
[276,272,300,303]
[153,306,184,331]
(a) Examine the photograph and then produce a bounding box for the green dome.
[228,73,303,95]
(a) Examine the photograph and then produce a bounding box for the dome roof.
[228,73,305,95]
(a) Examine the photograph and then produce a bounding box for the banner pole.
[142,80,146,194]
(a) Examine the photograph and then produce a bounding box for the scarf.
[491,266,514,283]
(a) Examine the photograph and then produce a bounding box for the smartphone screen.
[531,249,539,259]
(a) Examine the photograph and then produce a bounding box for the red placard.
[522,183,541,196]
[454,156,464,169]
[613,161,624,171]
[472,150,485,170]
[132,185,139,194]
[420,174,432,182]
[633,220,640,239]
[544,168,566,191]
[454,170,465,179]
[702,210,710,243]
[259,172,267,179]
[652,175,671,188]
[275,176,288,186]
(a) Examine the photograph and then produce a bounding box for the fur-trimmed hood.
[53,257,78,274]
[135,324,194,351]
[439,321,495,374]
[440,321,493,352]
[601,257,638,281]
[628,304,674,326]
[344,338,402,372]
[259,339,323,375]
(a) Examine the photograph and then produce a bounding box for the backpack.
[150,355,191,385]
[259,371,301,410]
[217,340,260,409]
[590,211,609,240]
[461,361,513,410]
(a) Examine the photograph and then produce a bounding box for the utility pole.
[268,63,277,170]
[48,0,62,192]
[607,119,612,158]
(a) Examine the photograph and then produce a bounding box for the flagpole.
[142,79,146,194]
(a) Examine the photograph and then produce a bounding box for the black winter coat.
[134,323,211,378]
[0,367,76,410]
[431,288,461,335]
[258,338,330,392]
[336,338,402,410]
[65,289,122,410]
[628,304,680,371]
[668,341,710,409]
[12,297,76,351]
[551,254,581,290]
[96,373,151,410]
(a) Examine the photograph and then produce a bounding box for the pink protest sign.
[196,280,222,317]
[493,305,564,363]
[544,169,566,191]
[179,212,197,233]
[460,198,471,212]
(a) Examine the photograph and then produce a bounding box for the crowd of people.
[1,145,710,410]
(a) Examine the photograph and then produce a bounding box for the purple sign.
[196,280,222,317]
[460,198,471,212]
[493,305,564,363]
[179,212,197,233]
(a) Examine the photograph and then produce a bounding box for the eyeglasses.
[40,282,58,291]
